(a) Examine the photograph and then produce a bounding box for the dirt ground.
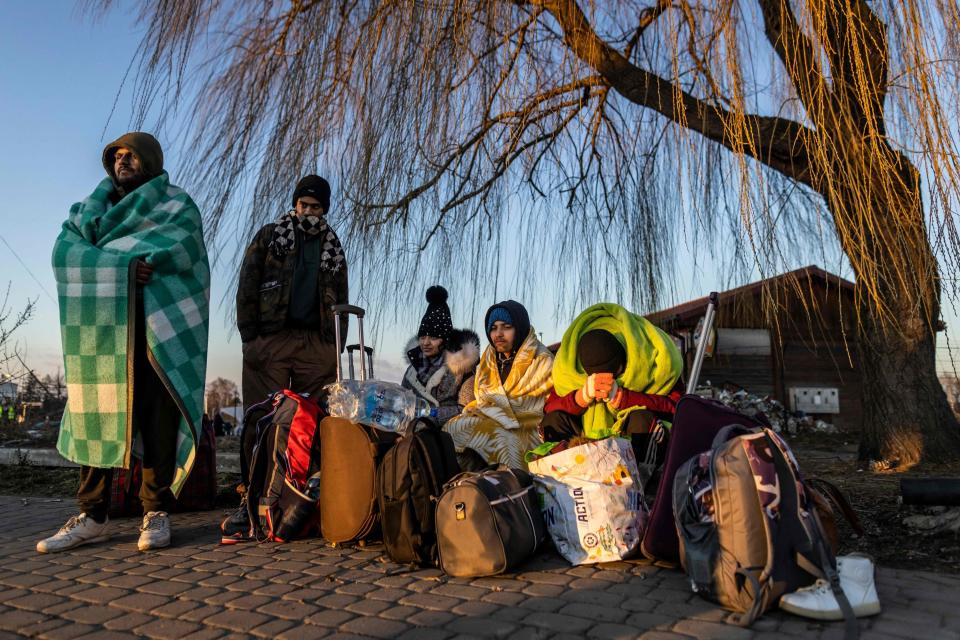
[1,427,957,573]
[790,431,960,574]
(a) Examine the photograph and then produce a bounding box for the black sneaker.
[220,496,253,544]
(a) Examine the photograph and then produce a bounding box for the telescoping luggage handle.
[687,292,718,392]
[332,304,367,383]
[347,345,374,380]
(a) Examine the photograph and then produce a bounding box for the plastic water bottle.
[326,380,433,435]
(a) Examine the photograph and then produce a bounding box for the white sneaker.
[37,514,112,553]
[138,511,171,551]
[780,555,881,620]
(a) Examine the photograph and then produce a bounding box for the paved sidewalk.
[1,496,957,639]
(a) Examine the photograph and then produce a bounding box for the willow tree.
[99,0,960,466]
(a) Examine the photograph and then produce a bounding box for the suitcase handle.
[332,305,367,382]
[687,291,719,392]
[332,304,365,318]
[346,344,374,380]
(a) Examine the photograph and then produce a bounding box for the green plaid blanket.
[53,173,210,495]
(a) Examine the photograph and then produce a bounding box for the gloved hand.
[605,382,623,409]
[577,373,616,407]
[592,373,615,401]
[575,377,593,408]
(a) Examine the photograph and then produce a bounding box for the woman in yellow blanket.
[444,300,553,469]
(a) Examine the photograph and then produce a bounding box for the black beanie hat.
[102,132,164,182]
[577,329,627,375]
[292,175,331,211]
[418,286,454,342]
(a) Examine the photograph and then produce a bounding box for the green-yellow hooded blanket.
[552,302,682,439]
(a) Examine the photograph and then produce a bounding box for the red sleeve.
[544,388,586,416]
[617,387,682,418]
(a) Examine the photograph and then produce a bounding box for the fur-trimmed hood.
[404,328,481,378]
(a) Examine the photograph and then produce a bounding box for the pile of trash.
[696,384,837,435]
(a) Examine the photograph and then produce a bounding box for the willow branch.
[533,0,817,187]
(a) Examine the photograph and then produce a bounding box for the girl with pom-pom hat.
[401,286,480,427]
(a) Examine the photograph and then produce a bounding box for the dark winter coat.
[236,223,349,343]
[401,329,481,425]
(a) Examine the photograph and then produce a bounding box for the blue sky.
[0,1,957,396]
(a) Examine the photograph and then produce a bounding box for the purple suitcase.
[640,395,769,563]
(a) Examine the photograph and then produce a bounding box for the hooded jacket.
[102,132,165,193]
[401,328,480,425]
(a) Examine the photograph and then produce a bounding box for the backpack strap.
[730,566,766,627]
[806,477,864,537]
[246,423,277,541]
[810,506,860,640]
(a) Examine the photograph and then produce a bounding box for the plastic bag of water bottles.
[325,379,432,434]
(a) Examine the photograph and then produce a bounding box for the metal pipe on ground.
[900,478,960,506]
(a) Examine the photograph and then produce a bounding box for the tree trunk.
[857,287,960,467]
[825,154,960,467]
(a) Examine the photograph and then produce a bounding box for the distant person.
[39,132,210,554]
[212,413,225,437]
[401,286,480,426]
[444,300,553,469]
[540,303,683,460]
[237,175,348,411]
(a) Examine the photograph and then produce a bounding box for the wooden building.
[647,266,863,430]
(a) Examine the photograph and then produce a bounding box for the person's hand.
[135,260,154,285]
[576,376,595,408]
[592,372,615,401]
[606,384,624,410]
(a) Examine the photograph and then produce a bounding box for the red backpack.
[245,390,324,541]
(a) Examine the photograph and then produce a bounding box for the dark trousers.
[241,329,338,412]
[77,295,180,520]
[540,408,664,467]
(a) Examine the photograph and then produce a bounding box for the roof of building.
[646,265,854,325]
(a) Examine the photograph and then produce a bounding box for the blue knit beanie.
[486,306,513,335]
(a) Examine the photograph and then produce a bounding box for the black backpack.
[246,390,324,542]
[377,418,461,565]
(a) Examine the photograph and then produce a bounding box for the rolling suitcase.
[320,304,398,544]
[640,292,770,562]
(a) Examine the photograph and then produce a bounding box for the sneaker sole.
[138,538,171,552]
[37,533,111,554]
[780,599,882,620]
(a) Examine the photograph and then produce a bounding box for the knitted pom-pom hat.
[418,286,453,342]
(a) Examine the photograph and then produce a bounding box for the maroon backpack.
[109,418,217,516]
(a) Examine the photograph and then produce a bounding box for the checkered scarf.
[52,173,210,496]
[269,211,345,273]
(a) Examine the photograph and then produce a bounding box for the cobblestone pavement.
[1,496,958,639]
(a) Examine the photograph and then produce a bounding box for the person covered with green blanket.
[38,132,210,554]
[540,303,683,460]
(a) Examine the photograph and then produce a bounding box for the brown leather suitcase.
[319,304,396,544]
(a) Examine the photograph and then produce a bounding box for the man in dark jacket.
[237,175,348,411]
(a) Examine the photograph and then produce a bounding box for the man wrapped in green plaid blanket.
[38,132,210,554]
